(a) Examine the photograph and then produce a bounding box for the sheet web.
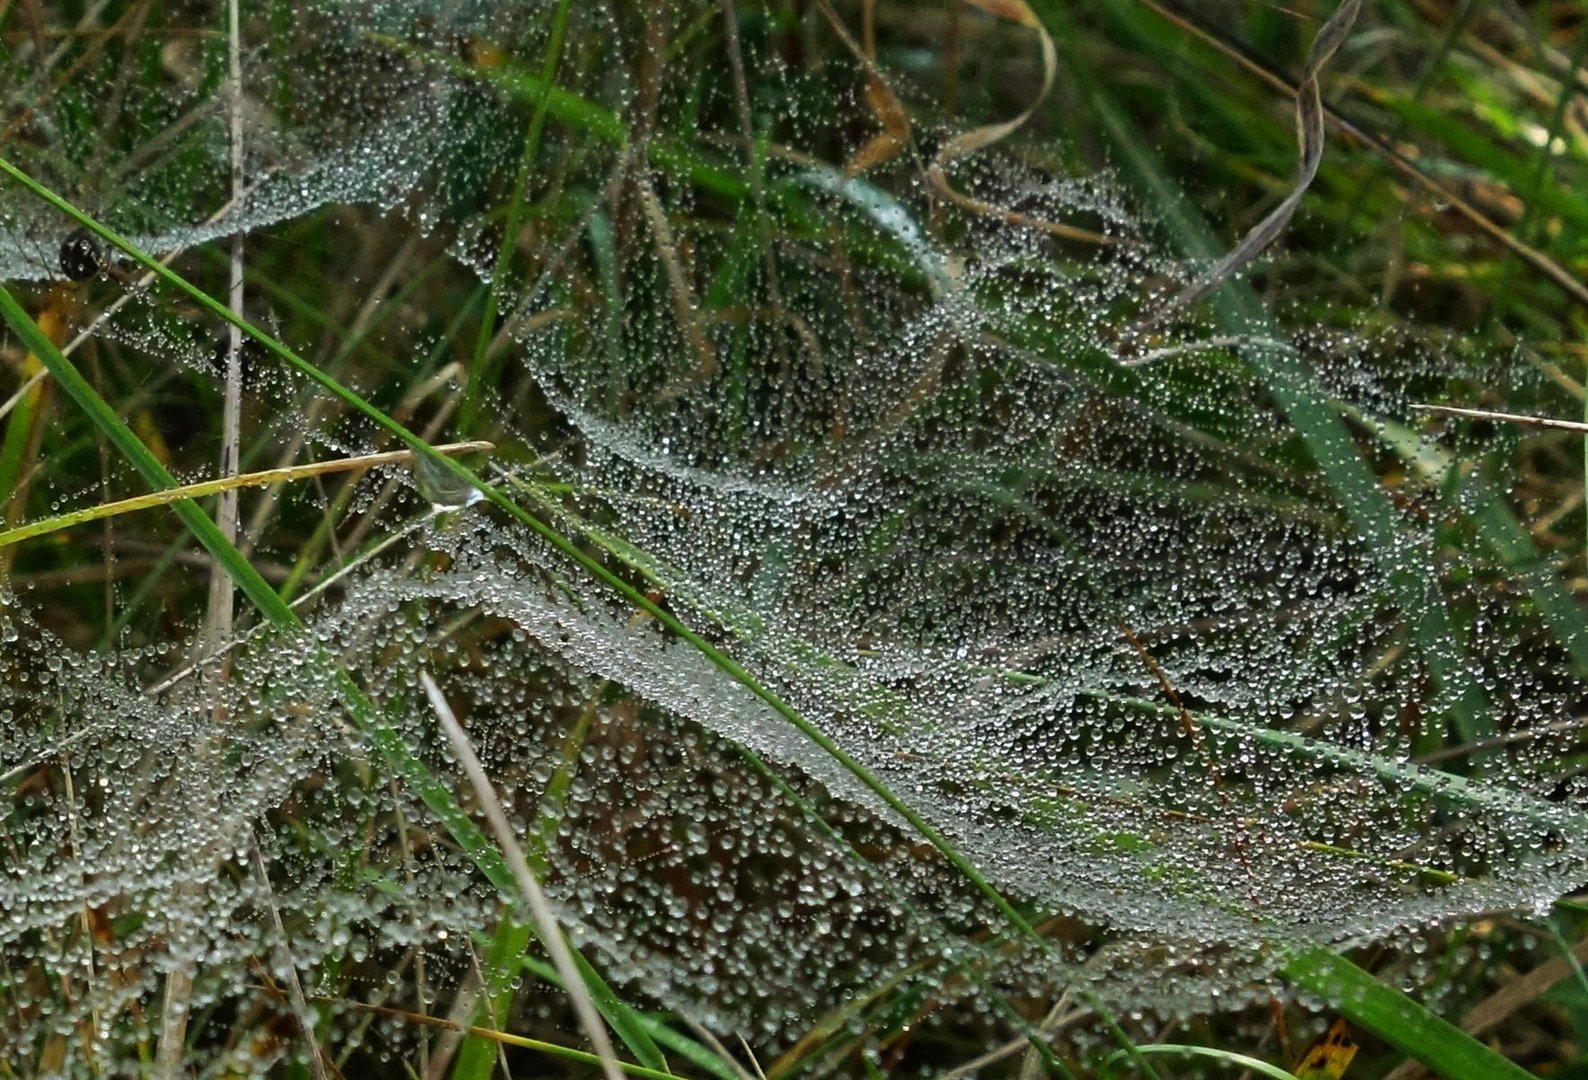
[1,0,1585,1072]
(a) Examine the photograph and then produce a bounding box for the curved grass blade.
[1117,0,1588,312]
[422,672,626,1080]
[312,995,682,1079]
[1099,1045,1299,1080]
[1281,948,1537,1080]
[1134,0,1361,331]
[0,442,492,551]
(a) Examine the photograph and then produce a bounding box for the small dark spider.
[57,227,131,283]
[58,227,104,281]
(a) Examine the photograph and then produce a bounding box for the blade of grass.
[420,671,626,1080]
[1134,0,1361,331]
[1099,1045,1298,1080]
[0,338,49,575]
[206,0,248,658]
[1281,947,1538,1080]
[309,995,683,1080]
[0,442,493,551]
[459,931,673,1075]
[1119,0,1588,311]
[452,918,537,1080]
[0,286,285,619]
[497,944,744,1080]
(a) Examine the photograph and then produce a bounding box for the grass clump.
[3,2,1588,1077]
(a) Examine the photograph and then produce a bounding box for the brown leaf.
[928,4,1111,244]
[846,75,912,177]
[961,0,1040,29]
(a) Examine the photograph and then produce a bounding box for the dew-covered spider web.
[3,0,1587,1074]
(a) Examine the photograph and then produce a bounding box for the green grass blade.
[0,285,286,619]
[0,369,44,535]
[1281,947,1537,1080]
[506,949,738,1080]
[567,950,668,1073]
[625,1018,742,1080]
[452,918,537,1080]
[456,924,669,1077]
[1099,1045,1297,1080]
